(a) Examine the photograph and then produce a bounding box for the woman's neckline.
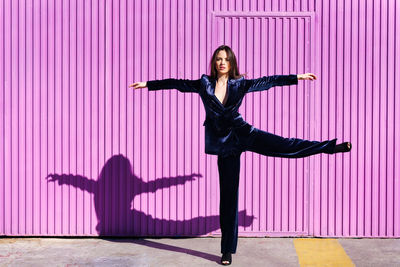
[213,79,229,107]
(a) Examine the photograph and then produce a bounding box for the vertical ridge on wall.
[347,0,355,237]
[0,0,4,234]
[395,0,400,237]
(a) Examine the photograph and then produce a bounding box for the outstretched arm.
[244,72,317,93]
[138,173,202,194]
[129,77,202,93]
[245,74,298,93]
[46,173,96,194]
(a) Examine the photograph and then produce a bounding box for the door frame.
[209,11,317,237]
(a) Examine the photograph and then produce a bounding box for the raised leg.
[243,128,337,158]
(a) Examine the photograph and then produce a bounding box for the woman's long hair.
[209,45,246,80]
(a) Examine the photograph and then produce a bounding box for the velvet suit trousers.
[217,127,337,254]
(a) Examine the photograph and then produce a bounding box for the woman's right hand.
[128,81,147,89]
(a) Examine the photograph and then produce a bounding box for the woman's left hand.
[297,73,317,81]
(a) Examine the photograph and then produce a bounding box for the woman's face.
[215,50,230,76]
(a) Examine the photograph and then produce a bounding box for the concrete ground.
[0,237,399,266]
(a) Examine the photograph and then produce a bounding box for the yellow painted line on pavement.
[293,238,355,267]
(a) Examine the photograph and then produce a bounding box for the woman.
[129,45,351,265]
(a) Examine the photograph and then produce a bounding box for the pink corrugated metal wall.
[0,0,399,237]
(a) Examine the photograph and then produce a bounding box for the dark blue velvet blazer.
[147,74,298,156]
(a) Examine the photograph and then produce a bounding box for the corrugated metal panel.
[0,0,399,237]
[309,0,400,237]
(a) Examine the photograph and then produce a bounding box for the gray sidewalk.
[0,237,399,266]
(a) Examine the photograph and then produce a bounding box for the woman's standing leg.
[217,152,241,254]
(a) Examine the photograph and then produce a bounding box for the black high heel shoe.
[221,253,232,265]
[334,142,352,153]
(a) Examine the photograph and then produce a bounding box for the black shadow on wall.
[46,154,254,263]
